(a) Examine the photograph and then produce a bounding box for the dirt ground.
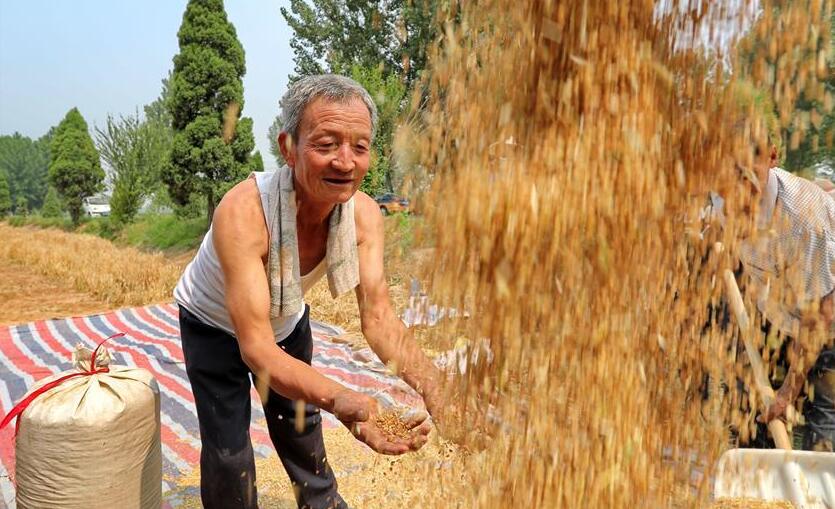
[168,425,468,508]
[0,260,112,325]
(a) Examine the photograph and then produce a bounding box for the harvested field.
[0,223,183,308]
[0,218,438,347]
[0,218,422,334]
[0,260,110,325]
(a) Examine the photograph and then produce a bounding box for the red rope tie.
[0,332,125,434]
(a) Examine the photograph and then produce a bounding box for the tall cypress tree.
[48,108,104,224]
[165,0,257,224]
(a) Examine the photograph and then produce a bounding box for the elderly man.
[730,137,835,451]
[174,75,444,509]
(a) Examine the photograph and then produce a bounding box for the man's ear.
[278,132,295,168]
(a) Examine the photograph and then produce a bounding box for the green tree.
[267,116,286,168]
[737,5,834,171]
[96,111,172,225]
[15,195,28,216]
[782,8,834,170]
[281,0,439,191]
[0,172,11,217]
[165,0,258,225]
[250,150,265,172]
[143,72,180,210]
[350,64,407,194]
[145,72,174,127]
[40,185,63,218]
[398,0,438,85]
[0,132,50,210]
[281,0,438,87]
[48,108,105,224]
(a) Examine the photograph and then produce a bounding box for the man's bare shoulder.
[213,178,268,256]
[352,191,384,244]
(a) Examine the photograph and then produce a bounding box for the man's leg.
[180,305,259,509]
[257,306,347,509]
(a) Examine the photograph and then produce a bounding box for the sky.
[0,0,761,176]
[0,0,294,171]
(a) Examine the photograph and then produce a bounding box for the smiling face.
[279,97,372,205]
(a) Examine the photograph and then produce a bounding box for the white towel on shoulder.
[266,165,360,317]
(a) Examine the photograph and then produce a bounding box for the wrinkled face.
[283,97,372,204]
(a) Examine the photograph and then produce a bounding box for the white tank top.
[174,172,327,341]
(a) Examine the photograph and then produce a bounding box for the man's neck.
[294,176,334,229]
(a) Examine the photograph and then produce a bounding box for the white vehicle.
[82,195,111,217]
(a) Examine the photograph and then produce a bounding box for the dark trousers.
[739,319,835,451]
[179,305,348,509]
[803,346,835,451]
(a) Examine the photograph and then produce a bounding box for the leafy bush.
[6,215,74,231]
[119,214,206,251]
[383,212,419,262]
[40,186,64,218]
[77,217,118,240]
[5,211,206,252]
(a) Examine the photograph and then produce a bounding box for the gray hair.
[279,74,378,141]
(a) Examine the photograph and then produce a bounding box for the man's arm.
[815,179,834,193]
[762,211,835,423]
[353,193,446,416]
[763,290,834,423]
[213,181,419,454]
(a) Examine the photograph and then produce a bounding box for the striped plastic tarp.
[0,303,422,508]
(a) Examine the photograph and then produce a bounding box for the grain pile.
[391,0,833,507]
[374,411,412,440]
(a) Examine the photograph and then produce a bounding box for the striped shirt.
[740,168,835,338]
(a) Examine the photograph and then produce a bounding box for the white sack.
[14,344,161,509]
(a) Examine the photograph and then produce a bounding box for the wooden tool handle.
[722,269,793,451]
